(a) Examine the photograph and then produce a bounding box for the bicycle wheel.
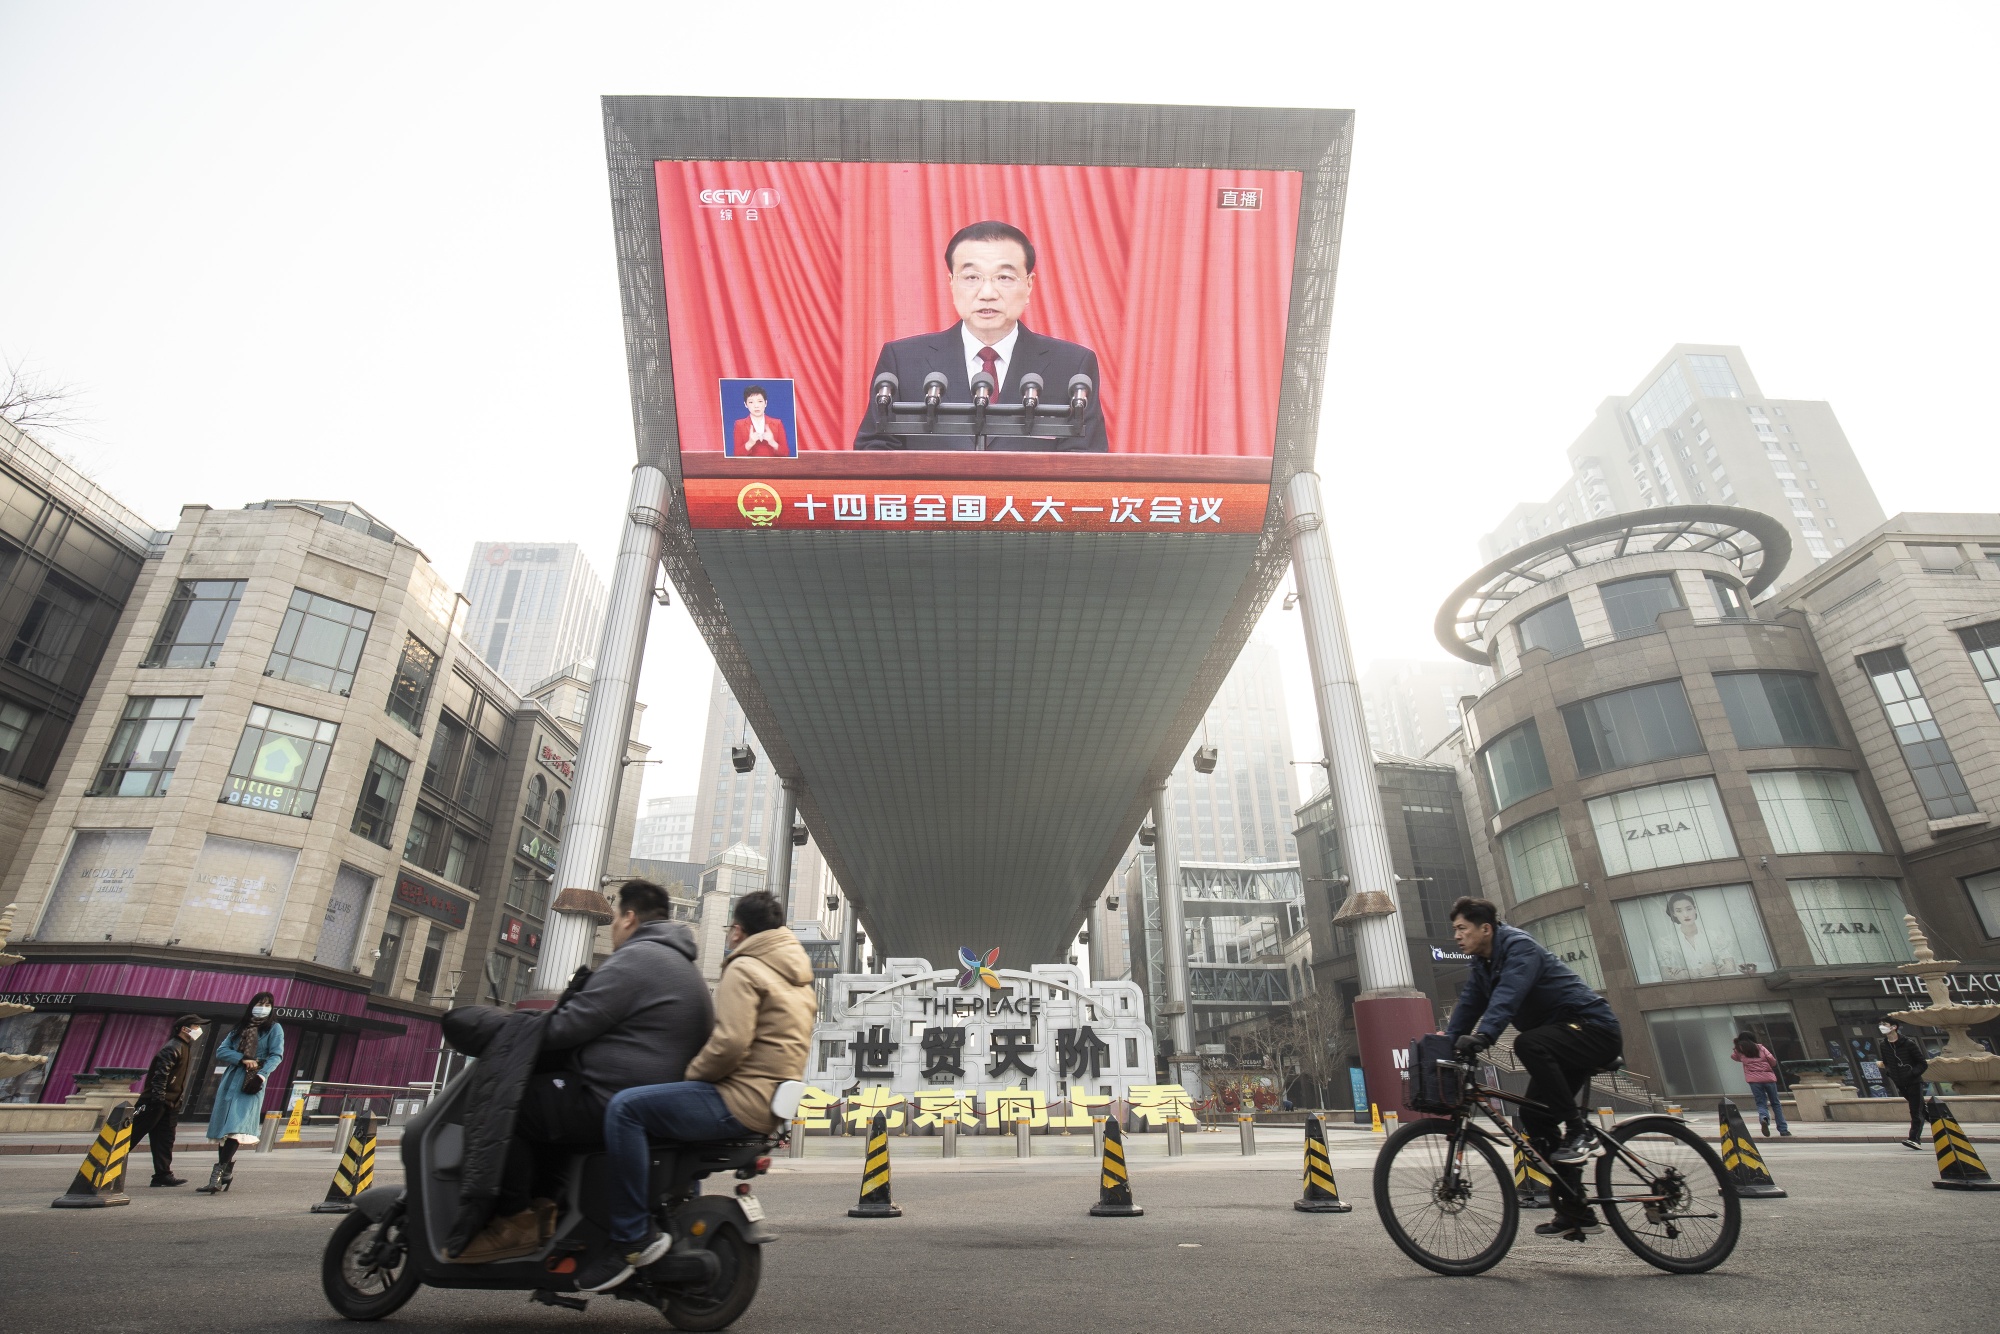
[1595,1115,1741,1274]
[1372,1120,1519,1276]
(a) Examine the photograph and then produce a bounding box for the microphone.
[970,371,995,407]
[922,371,948,433]
[1067,373,1093,421]
[1018,371,1045,434]
[872,371,899,422]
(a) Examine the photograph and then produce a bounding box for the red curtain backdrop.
[653,162,1301,459]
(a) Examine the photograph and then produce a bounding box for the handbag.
[239,1069,265,1095]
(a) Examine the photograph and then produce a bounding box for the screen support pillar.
[766,779,799,918]
[1150,783,1197,1092]
[541,464,670,984]
[1284,470,1433,1115]
[841,906,859,975]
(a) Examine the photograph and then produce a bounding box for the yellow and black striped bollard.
[52,1100,136,1209]
[1090,1115,1143,1217]
[1926,1097,2000,1192]
[848,1111,902,1218]
[1294,1114,1351,1213]
[312,1109,377,1213]
[1510,1115,1552,1209]
[1716,1098,1786,1198]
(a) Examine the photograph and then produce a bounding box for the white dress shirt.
[961,324,1020,394]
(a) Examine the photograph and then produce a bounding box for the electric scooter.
[320,1072,803,1331]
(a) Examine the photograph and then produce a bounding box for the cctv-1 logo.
[697,188,782,208]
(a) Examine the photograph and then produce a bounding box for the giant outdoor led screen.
[604,99,1346,540]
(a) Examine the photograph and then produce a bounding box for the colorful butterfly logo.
[957,946,1002,991]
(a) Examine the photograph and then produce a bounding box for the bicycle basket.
[1402,1034,1465,1115]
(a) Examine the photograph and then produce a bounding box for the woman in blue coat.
[197,991,284,1194]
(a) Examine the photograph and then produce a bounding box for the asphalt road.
[0,1138,1993,1333]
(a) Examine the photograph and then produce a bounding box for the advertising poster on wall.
[656,161,1300,534]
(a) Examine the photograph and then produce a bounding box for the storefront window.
[1519,907,1605,989]
[1714,671,1839,748]
[221,705,337,817]
[38,827,150,940]
[0,1011,73,1102]
[171,834,301,955]
[1479,719,1551,811]
[1749,770,1881,854]
[1616,883,1774,983]
[314,862,375,968]
[1499,810,1576,904]
[143,579,245,669]
[266,588,373,695]
[1588,776,1738,876]
[1563,679,1704,777]
[1968,868,2000,939]
[90,696,201,797]
[1645,1002,1803,1097]
[1786,878,1917,966]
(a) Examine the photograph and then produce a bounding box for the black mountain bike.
[1371,1056,1740,1276]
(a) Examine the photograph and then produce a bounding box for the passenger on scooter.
[576,890,815,1293]
[456,878,712,1264]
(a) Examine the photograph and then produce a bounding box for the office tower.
[460,542,607,692]
[1360,659,1491,759]
[1480,345,1886,582]
[687,668,838,927]
[632,793,697,862]
[1165,639,1301,862]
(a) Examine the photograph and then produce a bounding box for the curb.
[3,1138,403,1157]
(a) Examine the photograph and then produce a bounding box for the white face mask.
[251,1005,273,1020]
[1878,1025,1895,1036]
[186,1027,203,1042]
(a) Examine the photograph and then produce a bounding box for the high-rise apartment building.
[1481,345,1885,582]
[687,668,840,932]
[460,543,606,693]
[632,793,696,862]
[1360,659,1491,759]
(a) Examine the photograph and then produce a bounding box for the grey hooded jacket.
[540,918,715,1101]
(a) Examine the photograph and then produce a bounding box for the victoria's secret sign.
[395,873,470,930]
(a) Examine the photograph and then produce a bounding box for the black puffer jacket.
[140,1034,196,1113]
[438,1006,545,1257]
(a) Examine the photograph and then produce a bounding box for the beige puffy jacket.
[686,926,817,1132]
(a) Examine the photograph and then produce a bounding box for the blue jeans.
[603,1081,748,1246]
[1748,1081,1787,1131]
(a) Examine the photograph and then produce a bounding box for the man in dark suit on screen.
[852,220,1108,452]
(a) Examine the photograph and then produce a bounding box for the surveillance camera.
[731,744,756,774]
[1192,745,1218,775]
[791,820,808,847]
[1138,822,1156,847]
[1105,896,1120,911]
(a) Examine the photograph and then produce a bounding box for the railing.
[1483,614,1792,691]
[1485,1032,1666,1114]
[289,1080,440,1127]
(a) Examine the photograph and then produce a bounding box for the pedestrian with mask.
[1728,1032,1790,1137]
[1877,1018,1930,1150]
[132,1014,204,1187]
[198,991,284,1194]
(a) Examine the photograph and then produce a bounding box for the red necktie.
[978,346,1000,390]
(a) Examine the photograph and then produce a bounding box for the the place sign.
[1872,972,2000,997]
[917,995,1045,1019]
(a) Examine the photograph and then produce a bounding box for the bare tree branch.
[0,359,84,434]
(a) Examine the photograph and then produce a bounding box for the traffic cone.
[847,1112,901,1218]
[1510,1116,1552,1210]
[1716,1098,1786,1198]
[1293,1114,1351,1213]
[52,1100,135,1209]
[1090,1114,1143,1217]
[312,1110,377,1213]
[1925,1097,2000,1192]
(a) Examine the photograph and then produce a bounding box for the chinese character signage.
[394,873,469,930]
[536,741,575,781]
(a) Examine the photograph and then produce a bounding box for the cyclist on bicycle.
[1444,897,1621,1238]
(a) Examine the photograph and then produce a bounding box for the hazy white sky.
[4,2,1996,806]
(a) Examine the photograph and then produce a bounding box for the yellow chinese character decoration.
[844,1086,906,1129]
[912,1089,978,1128]
[1054,1091,1111,1128]
[985,1087,1048,1129]
[1128,1083,1196,1124]
[794,1085,836,1130]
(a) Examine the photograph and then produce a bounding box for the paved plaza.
[1,1130,1994,1333]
